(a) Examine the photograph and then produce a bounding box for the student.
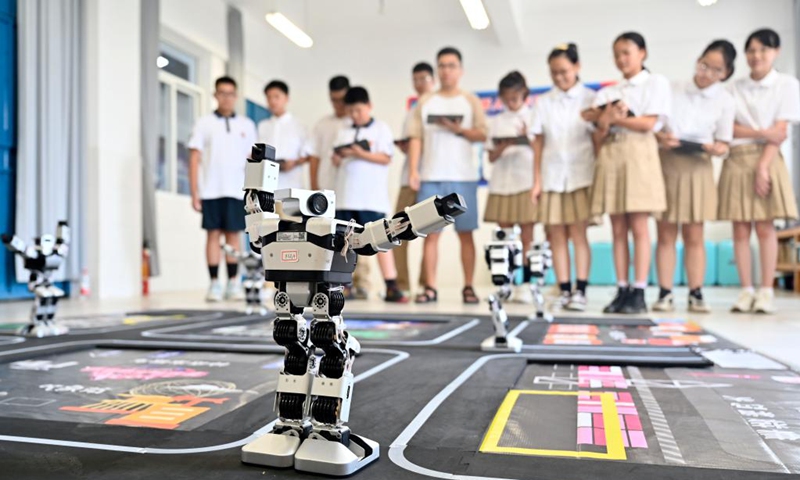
[332,86,405,302]
[394,62,435,300]
[654,40,737,313]
[584,32,670,314]
[720,28,800,314]
[309,75,351,191]
[188,76,257,302]
[257,80,309,189]
[531,43,596,311]
[407,46,488,304]
[484,71,536,304]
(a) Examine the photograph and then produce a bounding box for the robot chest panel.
[261,243,334,271]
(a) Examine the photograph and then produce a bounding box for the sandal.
[462,286,480,305]
[415,286,438,304]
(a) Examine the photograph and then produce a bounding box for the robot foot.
[481,335,522,353]
[527,311,554,323]
[242,432,303,468]
[17,321,69,338]
[294,433,379,477]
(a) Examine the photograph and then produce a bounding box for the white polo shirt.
[594,70,671,133]
[531,84,596,193]
[485,105,534,195]
[308,114,352,191]
[668,80,735,144]
[408,90,488,182]
[257,112,309,189]
[728,69,800,146]
[333,118,395,213]
[187,111,257,200]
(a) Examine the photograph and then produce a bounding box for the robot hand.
[55,221,70,257]
[2,234,32,258]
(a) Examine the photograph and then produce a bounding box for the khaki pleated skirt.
[718,144,798,222]
[538,187,592,226]
[590,131,667,215]
[656,150,717,224]
[484,190,538,224]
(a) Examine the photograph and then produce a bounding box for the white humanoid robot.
[221,244,268,315]
[481,227,553,352]
[239,143,466,476]
[2,221,70,337]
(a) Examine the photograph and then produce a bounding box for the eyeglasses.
[696,61,725,78]
[438,62,460,70]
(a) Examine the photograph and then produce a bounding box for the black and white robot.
[2,221,70,337]
[481,227,552,352]
[221,244,268,315]
[240,143,466,476]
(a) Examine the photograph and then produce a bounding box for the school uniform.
[657,80,735,224]
[719,69,800,221]
[187,110,257,231]
[531,84,596,225]
[590,70,671,216]
[483,105,537,224]
[308,114,352,191]
[257,112,309,189]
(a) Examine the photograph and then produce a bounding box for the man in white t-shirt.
[257,80,309,189]
[188,76,257,302]
[394,62,435,298]
[308,75,351,191]
[407,47,488,305]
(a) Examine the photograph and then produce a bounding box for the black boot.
[621,287,648,314]
[603,287,630,314]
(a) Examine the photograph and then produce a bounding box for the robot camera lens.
[496,231,506,240]
[307,193,329,215]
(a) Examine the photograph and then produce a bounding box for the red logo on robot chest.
[281,250,299,263]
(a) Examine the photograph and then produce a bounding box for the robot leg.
[293,287,379,476]
[242,289,315,468]
[19,286,68,338]
[243,280,266,315]
[481,288,522,353]
[528,279,554,323]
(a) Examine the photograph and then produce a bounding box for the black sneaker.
[603,287,630,314]
[621,288,648,314]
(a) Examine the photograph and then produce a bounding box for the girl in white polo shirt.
[531,43,596,311]
[720,28,800,314]
[484,71,536,303]
[585,31,671,315]
[653,40,737,314]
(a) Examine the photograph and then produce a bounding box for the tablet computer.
[333,139,371,155]
[427,114,464,124]
[491,136,530,146]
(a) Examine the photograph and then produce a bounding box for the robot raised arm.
[221,243,243,260]
[2,234,35,260]
[349,193,467,255]
[55,221,70,257]
[243,143,280,251]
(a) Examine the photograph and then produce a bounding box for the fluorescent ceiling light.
[697,0,718,5]
[265,12,314,48]
[459,0,490,30]
[156,55,169,68]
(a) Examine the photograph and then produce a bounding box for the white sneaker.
[566,291,587,311]
[509,284,534,304]
[731,289,755,313]
[225,280,245,301]
[551,291,571,311]
[206,280,223,302]
[652,293,675,312]
[752,288,776,314]
[688,294,711,313]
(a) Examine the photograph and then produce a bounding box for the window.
[157,43,203,195]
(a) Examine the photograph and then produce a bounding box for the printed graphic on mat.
[542,319,717,347]
[0,312,194,334]
[209,318,444,341]
[0,348,281,431]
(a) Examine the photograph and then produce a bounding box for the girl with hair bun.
[721,28,800,314]
[530,43,596,311]
[653,39,737,313]
[484,70,537,303]
[584,31,671,314]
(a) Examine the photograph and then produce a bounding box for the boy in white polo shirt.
[257,80,309,189]
[308,75,351,191]
[188,76,257,302]
[332,86,406,302]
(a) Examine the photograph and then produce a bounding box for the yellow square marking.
[479,390,626,460]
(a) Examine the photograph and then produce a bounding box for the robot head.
[277,189,336,219]
[36,235,56,256]
[492,225,521,242]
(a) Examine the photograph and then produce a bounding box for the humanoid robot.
[2,221,70,337]
[481,227,552,352]
[240,143,466,476]
[221,244,268,315]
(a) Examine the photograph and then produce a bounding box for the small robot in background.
[2,221,70,337]
[482,227,553,352]
[221,244,268,315]
[240,143,466,476]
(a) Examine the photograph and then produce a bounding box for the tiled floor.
[2,285,798,369]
